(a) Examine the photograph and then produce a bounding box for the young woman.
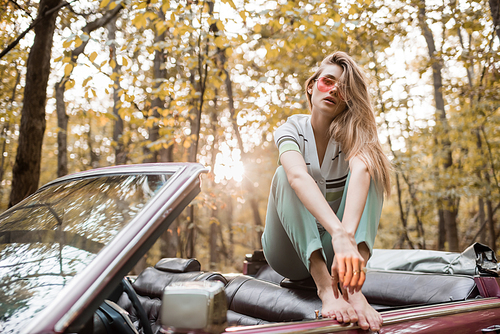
[261,51,391,331]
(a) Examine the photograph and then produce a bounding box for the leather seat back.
[362,269,479,307]
[225,275,321,322]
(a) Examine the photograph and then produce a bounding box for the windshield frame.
[16,163,208,334]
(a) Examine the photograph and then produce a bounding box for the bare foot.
[308,250,358,324]
[319,287,358,324]
[345,290,383,331]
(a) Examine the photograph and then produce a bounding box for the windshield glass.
[0,173,172,333]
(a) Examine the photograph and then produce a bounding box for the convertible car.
[1,163,500,334]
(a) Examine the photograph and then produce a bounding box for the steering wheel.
[121,278,154,334]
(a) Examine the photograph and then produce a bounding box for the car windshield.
[0,173,172,333]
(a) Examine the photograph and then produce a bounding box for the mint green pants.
[261,166,383,280]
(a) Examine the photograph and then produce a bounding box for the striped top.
[274,114,349,217]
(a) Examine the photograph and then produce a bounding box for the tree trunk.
[417,0,459,251]
[487,197,496,252]
[107,16,126,165]
[395,173,414,249]
[55,80,68,177]
[478,197,487,244]
[489,0,500,41]
[209,107,219,270]
[9,0,62,207]
[209,216,218,270]
[145,10,168,163]
[226,192,234,262]
[87,117,100,168]
[162,221,179,257]
[186,205,196,258]
[437,208,446,250]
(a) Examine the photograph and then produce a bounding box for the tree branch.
[0,1,72,60]
[8,0,34,19]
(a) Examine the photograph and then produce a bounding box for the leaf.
[100,0,111,8]
[110,59,117,69]
[54,56,63,62]
[89,51,97,62]
[82,77,92,86]
[74,37,83,48]
[221,0,236,9]
[121,56,128,67]
[64,63,74,77]
[109,1,117,10]
[63,39,72,48]
[214,36,225,48]
[65,79,75,90]
[161,0,170,13]
[110,72,119,81]
[225,47,233,57]
[254,24,262,33]
[216,20,224,31]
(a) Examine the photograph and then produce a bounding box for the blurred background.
[1,0,499,272]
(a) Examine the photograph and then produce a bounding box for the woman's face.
[308,63,348,121]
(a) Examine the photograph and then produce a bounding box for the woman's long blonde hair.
[305,51,391,195]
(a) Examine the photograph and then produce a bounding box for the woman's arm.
[280,150,364,290]
[331,156,371,291]
[342,156,371,237]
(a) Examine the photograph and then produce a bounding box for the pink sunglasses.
[316,77,344,101]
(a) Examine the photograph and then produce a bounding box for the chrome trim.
[225,298,500,334]
[39,163,186,190]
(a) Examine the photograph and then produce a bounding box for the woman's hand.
[330,235,366,293]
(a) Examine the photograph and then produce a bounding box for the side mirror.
[161,281,227,334]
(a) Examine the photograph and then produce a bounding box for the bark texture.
[55,80,68,177]
[9,0,62,207]
[489,0,500,41]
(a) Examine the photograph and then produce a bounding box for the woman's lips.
[323,97,336,104]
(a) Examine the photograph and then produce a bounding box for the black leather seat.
[225,275,321,322]
[119,258,481,331]
[224,266,480,324]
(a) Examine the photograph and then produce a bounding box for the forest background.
[1,0,499,272]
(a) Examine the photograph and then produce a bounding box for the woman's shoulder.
[275,114,310,134]
[280,114,310,129]
[287,114,310,123]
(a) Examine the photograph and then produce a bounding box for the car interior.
[89,250,481,334]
